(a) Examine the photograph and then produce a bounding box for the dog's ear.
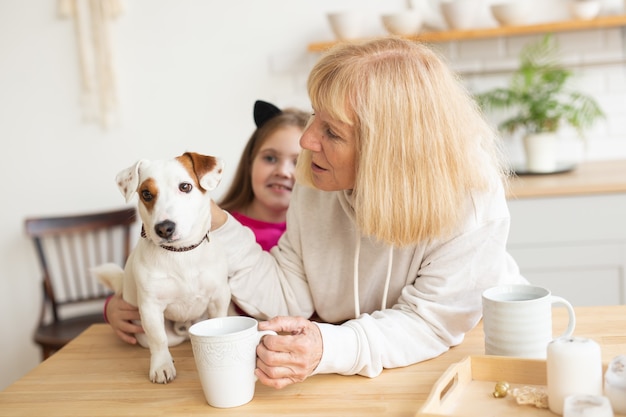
[115,160,145,202]
[182,152,224,192]
[199,157,224,191]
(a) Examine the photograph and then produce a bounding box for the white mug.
[482,284,576,358]
[189,316,276,408]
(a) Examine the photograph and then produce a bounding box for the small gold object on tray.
[492,381,510,398]
[417,355,571,417]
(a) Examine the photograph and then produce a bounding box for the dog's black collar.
[140,226,209,252]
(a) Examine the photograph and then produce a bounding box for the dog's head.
[116,152,223,248]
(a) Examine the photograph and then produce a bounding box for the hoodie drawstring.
[381,246,393,311]
[353,235,361,318]
[353,234,394,319]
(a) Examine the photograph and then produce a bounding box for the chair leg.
[42,347,53,361]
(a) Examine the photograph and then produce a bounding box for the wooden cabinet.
[507,193,626,306]
[505,160,626,307]
[308,14,626,52]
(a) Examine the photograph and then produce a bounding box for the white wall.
[0,0,410,391]
[2,0,625,390]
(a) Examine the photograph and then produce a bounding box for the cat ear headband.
[253,100,282,128]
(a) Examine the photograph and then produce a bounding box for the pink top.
[231,212,286,251]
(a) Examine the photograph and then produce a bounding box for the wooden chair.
[25,207,137,360]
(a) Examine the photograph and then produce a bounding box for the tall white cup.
[482,284,576,358]
[189,316,276,408]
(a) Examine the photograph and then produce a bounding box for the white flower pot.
[523,133,558,173]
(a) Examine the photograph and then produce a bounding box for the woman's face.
[250,125,302,213]
[299,109,357,191]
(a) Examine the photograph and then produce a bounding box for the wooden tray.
[417,355,624,417]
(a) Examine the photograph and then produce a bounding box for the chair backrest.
[24,207,137,324]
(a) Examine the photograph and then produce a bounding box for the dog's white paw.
[149,354,176,384]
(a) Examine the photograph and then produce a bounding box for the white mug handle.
[257,329,278,340]
[550,295,576,338]
[253,330,278,381]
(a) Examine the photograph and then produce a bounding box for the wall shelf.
[307,14,626,52]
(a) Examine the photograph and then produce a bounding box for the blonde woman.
[106,38,528,384]
[209,37,527,389]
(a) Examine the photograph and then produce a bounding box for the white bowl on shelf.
[569,0,601,20]
[327,11,364,41]
[381,10,424,36]
[440,0,480,30]
[490,2,531,27]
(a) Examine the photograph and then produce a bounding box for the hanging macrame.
[58,0,124,129]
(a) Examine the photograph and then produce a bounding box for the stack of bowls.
[490,1,531,26]
[569,0,601,20]
[381,10,423,36]
[440,0,480,30]
[327,11,364,41]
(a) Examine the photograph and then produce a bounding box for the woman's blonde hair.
[297,37,507,246]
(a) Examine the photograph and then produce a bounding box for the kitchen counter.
[507,159,626,199]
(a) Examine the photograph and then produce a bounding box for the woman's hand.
[255,316,323,389]
[105,294,143,344]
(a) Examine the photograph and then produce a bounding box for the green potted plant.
[476,34,605,173]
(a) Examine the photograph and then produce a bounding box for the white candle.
[547,337,603,415]
[604,355,626,415]
[563,395,614,417]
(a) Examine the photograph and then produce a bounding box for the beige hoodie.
[214,182,527,377]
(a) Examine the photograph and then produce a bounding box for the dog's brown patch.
[139,177,158,211]
[176,152,218,192]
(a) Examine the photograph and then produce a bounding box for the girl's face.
[299,109,357,191]
[250,125,302,215]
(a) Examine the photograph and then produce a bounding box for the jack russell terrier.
[93,152,231,384]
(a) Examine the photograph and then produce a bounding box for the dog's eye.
[179,183,192,193]
[141,190,153,201]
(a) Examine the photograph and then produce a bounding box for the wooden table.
[1,306,625,416]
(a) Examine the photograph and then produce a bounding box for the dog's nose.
[154,220,176,239]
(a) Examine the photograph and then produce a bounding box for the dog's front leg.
[207,281,232,318]
[140,303,176,384]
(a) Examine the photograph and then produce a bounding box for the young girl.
[219,100,309,250]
